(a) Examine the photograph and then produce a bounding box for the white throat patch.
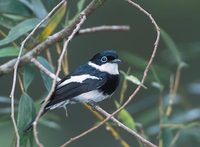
[88,61,119,75]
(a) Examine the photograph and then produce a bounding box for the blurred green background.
[0,0,200,147]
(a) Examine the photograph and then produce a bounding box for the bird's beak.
[112,59,121,63]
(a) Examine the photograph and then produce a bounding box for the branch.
[9,1,66,146]
[78,25,130,34]
[0,0,107,77]
[61,0,160,146]
[31,58,60,81]
[0,24,129,77]
[61,105,157,147]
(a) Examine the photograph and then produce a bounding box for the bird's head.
[88,50,121,75]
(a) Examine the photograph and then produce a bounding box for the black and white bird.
[26,50,120,131]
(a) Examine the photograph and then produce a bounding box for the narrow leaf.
[121,51,171,72]
[120,71,147,89]
[0,18,40,46]
[160,117,173,147]
[17,93,36,147]
[77,0,86,12]
[37,56,54,91]
[23,64,36,91]
[0,15,20,29]
[161,29,183,64]
[37,2,67,41]
[115,101,136,130]
[0,0,30,17]
[20,0,47,19]
[0,47,20,58]
[2,13,25,21]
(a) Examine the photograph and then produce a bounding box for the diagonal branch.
[0,0,107,77]
[0,25,128,77]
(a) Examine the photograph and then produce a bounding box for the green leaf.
[0,0,30,17]
[23,64,36,91]
[65,0,85,26]
[17,93,36,147]
[160,117,173,147]
[37,56,54,91]
[151,66,164,92]
[120,51,171,81]
[115,101,136,130]
[0,15,19,29]
[161,29,183,65]
[0,47,20,58]
[120,70,147,89]
[77,0,86,12]
[0,18,40,46]
[20,0,48,19]
[2,13,25,21]
[37,2,67,41]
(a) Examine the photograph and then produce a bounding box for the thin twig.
[83,104,130,147]
[31,58,60,81]
[78,25,130,34]
[32,12,86,147]
[9,1,66,146]
[60,105,157,147]
[61,0,160,146]
[166,64,182,116]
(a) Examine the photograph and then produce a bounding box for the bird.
[25,50,121,131]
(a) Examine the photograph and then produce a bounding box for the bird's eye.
[101,56,107,63]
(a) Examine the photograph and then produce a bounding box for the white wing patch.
[58,74,101,88]
[73,90,109,103]
[88,61,119,75]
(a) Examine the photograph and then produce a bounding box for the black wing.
[44,73,107,109]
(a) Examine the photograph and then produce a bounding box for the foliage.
[0,0,199,147]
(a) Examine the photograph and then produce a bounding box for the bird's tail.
[24,108,49,132]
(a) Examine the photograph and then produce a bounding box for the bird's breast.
[99,75,120,95]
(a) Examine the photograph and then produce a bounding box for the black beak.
[112,59,121,63]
